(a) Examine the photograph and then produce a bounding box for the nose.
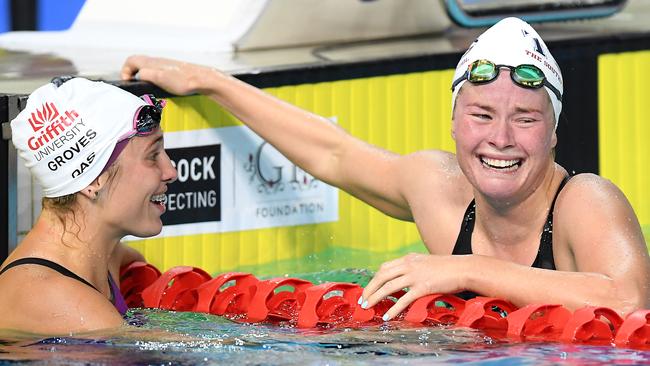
[488,118,515,150]
[161,151,178,183]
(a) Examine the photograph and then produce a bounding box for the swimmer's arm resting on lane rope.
[361,175,650,319]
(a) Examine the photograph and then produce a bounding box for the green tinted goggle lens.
[469,61,497,82]
[452,59,561,101]
[512,65,544,87]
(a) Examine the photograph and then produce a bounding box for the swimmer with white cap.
[0,78,177,334]
[124,17,649,318]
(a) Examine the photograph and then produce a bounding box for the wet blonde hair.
[41,163,121,243]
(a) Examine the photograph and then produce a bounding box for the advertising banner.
[138,125,339,238]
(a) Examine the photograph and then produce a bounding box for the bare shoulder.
[555,173,632,213]
[0,266,123,334]
[553,173,648,272]
[395,150,473,252]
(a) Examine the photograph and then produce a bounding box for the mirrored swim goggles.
[101,94,166,174]
[451,59,562,101]
[117,94,166,142]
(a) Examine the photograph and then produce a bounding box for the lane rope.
[120,262,650,349]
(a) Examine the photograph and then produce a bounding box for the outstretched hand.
[121,55,218,96]
[359,253,467,321]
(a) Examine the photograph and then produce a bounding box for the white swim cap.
[11,78,147,197]
[451,17,563,127]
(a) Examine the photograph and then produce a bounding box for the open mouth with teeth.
[150,193,167,210]
[480,156,522,172]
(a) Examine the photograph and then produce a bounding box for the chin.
[476,180,520,201]
[131,222,163,238]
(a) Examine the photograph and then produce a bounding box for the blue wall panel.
[0,0,9,32]
[0,0,85,32]
[37,0,85,30]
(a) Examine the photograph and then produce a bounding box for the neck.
[473,163,564,247]
[22,206,121,284]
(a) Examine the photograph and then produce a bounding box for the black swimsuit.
[452,176,570,299]
[0,257,123,311]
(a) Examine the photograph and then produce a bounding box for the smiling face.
[452,70,557,204]
[98,130,177,238]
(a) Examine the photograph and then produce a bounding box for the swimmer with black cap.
[0,78,177,334]
[122,17,650,320]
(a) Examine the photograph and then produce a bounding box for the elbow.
[610,283,648,317]
[570,277,648,316]
[617,293,647,317]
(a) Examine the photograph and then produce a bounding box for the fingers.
[358,272,426,322]
[121,55,167,81]
[359,273,422,322]
[381,288,421,321]
[133,67,162,85]
[121,55,147,80]
[360,257,405,304]
[360,253,423,304]
[357,253,435,321]
[121,55,201,96]
[369,276,410,307]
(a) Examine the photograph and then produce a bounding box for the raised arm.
[122,55,450,220]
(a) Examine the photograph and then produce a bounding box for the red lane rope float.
[298,282,373,328]
[559,306,623,344]
[246,277,313,323]
[506,304,571,341]
[194,272,258,317]
[120,262,650,349]
[119,261,161,308]
[404,293,466,325]
[614,310,650,348]
[141,266,211,311]
[456,297,517,338]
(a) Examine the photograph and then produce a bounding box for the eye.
[517,117,538,124]
[148,151,161,161]
[472,113,491,121]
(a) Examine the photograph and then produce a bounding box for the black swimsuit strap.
[535,175,571,270]
[0,257,99,292]
[452,199,476,255]
[452,200,478,300]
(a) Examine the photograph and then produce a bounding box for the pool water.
[1,254,649,365]
[1,308,649,365]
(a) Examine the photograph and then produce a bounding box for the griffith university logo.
[28,102,60,132]
[26,101,80,152]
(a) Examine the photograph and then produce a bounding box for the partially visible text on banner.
[125,124,338,239]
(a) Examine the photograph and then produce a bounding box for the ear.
[551,130,557,149]
[79,173,109,201]
[451,119,457,141]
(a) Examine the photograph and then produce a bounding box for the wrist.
[456,254,477,292]
[195,67,228,97]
